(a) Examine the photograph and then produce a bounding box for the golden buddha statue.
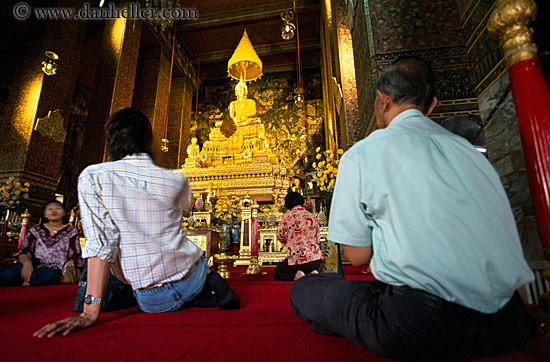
[229,76,256,127]
[187,137,200,158]
[183,137,201,167]
[291,178,304,195]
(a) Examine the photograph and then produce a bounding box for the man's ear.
[424,96,437,116]
[376,90,391,111]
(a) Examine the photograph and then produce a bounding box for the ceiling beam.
[176,0,320,31]
[200,61,322,81]
[189,38,320,64]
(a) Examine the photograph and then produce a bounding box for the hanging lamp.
[281,10,296,40]
[42,51,59,76]
[161,23,178,152]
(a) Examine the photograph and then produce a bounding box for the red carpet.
[0,266,548,361]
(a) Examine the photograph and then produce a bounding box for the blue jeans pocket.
[134,285,178,313]
[133,257,208,313]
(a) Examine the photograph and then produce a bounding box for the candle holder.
[217,258,233,278]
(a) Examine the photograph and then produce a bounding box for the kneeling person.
[273,192,323,281]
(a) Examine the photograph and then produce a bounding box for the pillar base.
[246,256,262,274]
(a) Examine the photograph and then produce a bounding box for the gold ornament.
[488,0,538,68]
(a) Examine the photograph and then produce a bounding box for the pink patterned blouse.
[13,224,84,270]
[277,206,324,266]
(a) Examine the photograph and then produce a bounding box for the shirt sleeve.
[13,225,37,259]
[175,172,192,215]
[311,213,321,245]
[67,226,84,268]
[277,214,287,243]
[327,151,373,247]
[78,169,120,263]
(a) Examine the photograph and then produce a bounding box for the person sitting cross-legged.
[0,199,83,287]
[289,57,535,361]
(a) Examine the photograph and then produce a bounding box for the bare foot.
[294,270,305,281]
[22,281,31,286]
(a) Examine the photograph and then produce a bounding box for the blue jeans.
[0,262,61,286]
[133,257,208,313]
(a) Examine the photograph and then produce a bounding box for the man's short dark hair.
[375,57,437,113]
[285,192,304,210]
[106,108,153,161]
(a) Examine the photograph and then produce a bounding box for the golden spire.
[228,30,263,81]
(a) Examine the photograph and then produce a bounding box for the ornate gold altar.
[181,149,289,204]
[180,30,291,204]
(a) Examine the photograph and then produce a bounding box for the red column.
[489,0,550,258]
[508,58,550,255]
[251,212,259,257]
[17,209,31,249]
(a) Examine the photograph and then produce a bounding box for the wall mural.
[368,0,464,53]
[351,0,479,136]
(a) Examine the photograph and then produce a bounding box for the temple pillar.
[489,0,550,332]
[0,11,86,207]
[246,204,262,274]
[334,0,360,147]
[320,0,338,153]
[79,16,141,171]
[175,77,195,167]
[132,45,171,167]
[156,76,193,169]
[488,0,550,258]
[235,195,254,266]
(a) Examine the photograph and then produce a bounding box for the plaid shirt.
[78,153,201,289]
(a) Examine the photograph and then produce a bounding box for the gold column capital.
[21,209,31,225]
[488,0,538,68]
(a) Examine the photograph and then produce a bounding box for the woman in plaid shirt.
[35,108,240,338]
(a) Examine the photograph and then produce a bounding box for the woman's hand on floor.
[33,313,97,338]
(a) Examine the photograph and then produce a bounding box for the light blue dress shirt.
[328,109,533,313]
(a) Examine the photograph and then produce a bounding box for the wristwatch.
[84,294,102,305]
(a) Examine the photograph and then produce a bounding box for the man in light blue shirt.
[290,57,534,361]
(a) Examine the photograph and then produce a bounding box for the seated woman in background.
[273,192,324,281]
[0,199,84,286]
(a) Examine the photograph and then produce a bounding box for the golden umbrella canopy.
[227,30,263,81]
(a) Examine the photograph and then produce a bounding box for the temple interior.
[1,1,550,359]
[0,0,549,273]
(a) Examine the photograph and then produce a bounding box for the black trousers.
[273,259,322,281]
[290,273,533,361]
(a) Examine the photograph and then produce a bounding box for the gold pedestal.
[246,255,262,274]
[217,259,233,279]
